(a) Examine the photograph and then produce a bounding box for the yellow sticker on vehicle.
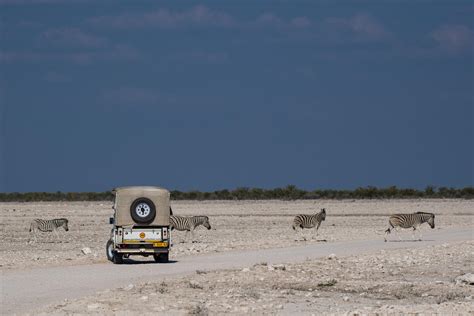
[153,242,168,247]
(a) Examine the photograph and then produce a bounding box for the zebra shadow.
[175,240,204,244]
[28,240,70,244]
[386,239,434,243]
[294,238,328,242]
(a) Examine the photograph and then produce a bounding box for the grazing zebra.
[384,212,435,242]
[169,215,211,242]
[29,218,69,243]
[292,208,326,239]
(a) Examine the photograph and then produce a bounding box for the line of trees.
[0,186,473,202]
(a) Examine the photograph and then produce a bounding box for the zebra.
[292,208,326,240]
[29,218,69,243]
[384,212,435,242]
[169,215,211,242]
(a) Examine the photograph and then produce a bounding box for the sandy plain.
[0,199,472,270]
[1,199,473,315]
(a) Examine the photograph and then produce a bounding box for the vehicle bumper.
[115,248,168,254]
[115,241,169,254]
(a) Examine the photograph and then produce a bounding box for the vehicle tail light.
[163,227,168,239]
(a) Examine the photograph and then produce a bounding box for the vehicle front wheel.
[106,239,123,264]
[153,252,169,263]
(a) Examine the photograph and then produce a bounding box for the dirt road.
[2,227,472,315]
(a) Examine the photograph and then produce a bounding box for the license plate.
[153,242,168,247]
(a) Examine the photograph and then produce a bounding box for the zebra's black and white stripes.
[292,208,326,234]
[169,215,211,242]
[170,215,211,231]
[29,218,69,242]
[384,212,435,241]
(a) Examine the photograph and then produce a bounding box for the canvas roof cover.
[113,186,170,226]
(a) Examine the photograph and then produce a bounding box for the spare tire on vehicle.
[130,197,156,224]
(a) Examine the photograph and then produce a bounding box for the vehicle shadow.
[122,259,178,265]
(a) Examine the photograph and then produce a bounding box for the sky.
[0,1,473,192]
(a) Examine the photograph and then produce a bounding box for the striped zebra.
[169,215,211,242]
[384,212,435,242]
[292,208,326,239]
[29,218,69,243]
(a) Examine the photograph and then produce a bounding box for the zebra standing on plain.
[292,208,326,240]
[384,212,435,242]
[29,218,69,243]
[169,215,211,242]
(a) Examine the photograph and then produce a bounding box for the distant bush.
[0,191,114,202]
[0,186,472,202]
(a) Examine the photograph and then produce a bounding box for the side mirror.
[109,217,114,225]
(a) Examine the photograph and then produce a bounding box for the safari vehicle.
[106,186,171,264]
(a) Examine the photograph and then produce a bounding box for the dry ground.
[1,199,473,315]
[35,240,474,315]
[0,199,472,270]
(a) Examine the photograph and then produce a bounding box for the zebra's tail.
[384,227,391,242]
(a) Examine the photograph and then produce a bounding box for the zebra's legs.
[384,221,396,242]
[293,228,299,241]
[29,227,37,243]
[190,228,196,243]
[384,224,394,242]
[418,229,423,241]
[293,226,304,241]
[315,222,322,238]
[389,226,402,241]
[396,227,402,241]
[54,228,60,241]
[303,227,310,241]
[412,226,424,241]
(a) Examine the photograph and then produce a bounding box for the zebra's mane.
[34,218,68,221]
[415,212,434,216]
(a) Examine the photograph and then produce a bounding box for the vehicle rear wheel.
[153,252,169,263]
[113,253,124,264]
[106,239,124,264]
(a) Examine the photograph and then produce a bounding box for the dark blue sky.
[1,1,473,192]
